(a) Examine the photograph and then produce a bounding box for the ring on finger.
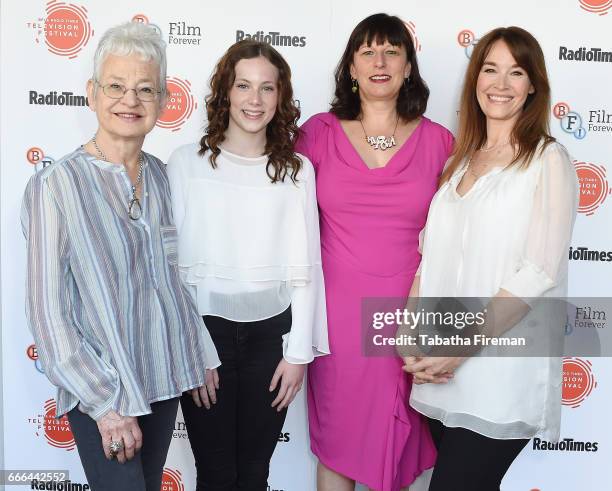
[109,439,124,458]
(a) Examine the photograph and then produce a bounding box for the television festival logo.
[28,399,76,451]
[579,0,612,15]
[26,0,93,59]
[402,21,421,52]
[161,468,184,491]
[156,77,197,132]
[563,357,597,408]
[27,147,55,173]
[574,160,610,215]
[27,344,45,374]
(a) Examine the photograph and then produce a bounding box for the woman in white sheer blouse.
[167,40,329,490]
[402,27,578,490]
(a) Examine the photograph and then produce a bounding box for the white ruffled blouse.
[410,141,579,441]
[167,144,329,364]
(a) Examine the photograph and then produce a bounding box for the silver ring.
[109,439,124,457]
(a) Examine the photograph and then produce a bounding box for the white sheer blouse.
[410,141,578,441]
[167,144,329,364]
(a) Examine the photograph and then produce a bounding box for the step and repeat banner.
[1,1,610,490]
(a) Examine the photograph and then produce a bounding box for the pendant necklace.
[91,135,144,220]
[359,115,399,151]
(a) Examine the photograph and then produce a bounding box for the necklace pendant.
[367,135,396,151]
[128,197,142,221]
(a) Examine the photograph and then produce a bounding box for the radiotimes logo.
[457,29,478,58]
[579,0,612,15]
[236,30,306,47]
[574,160,610,215]
[533,437,599,452]
[28,399,76,451]
[559,46,612,63]
[568,246,612,261]
[27,344,45,374]
[26,0,93,59]
[563,357,597,408]
[403,21,421,52]
[27,147,56,173]
[156,77,197,132]
[29,90,88,107]
[161,468,184,491]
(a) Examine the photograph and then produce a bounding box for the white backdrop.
[1,1,610,490]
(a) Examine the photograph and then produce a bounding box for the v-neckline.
[333,115,425,174]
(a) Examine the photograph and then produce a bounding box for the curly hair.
[199,40,302,183]
[330,13,429,121]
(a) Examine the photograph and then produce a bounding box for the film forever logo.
[579,0,612,15]
[26,0,93,59]
[28,399,76,451]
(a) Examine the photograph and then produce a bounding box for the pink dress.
[296,113,453,491]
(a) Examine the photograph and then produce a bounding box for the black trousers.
[427,417,529,491]
[181,308,292,491]
[67,398,179,491]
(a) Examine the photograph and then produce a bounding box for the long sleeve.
[22,173,121,420]
[167,147,221,370]
[500,143,579,298]
[283,157,330,364]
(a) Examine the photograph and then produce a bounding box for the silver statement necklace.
[91,135,144,220]
[359,115,399,151]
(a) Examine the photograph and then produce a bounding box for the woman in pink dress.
[296,13,453,491]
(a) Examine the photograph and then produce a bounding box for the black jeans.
[427,417,530,491]
[181,307,292,491]
[67,398,179,491]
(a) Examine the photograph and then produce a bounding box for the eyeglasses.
[96,81,161,102]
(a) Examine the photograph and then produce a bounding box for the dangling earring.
[351,78,358,94]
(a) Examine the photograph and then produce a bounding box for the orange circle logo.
[157,77,197,132]
[26,344,39,361]
[562,357,597,408]
[579,0,612,15]
[457,29,475,47]
[574,161,610,216]
[161,468,185,491]
[41,1,93,59]
[552,102,570,119]
[42,399,76,450]
[27,147,45,164]
[132,14,149,24]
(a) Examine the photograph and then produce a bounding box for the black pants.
[181,308,292,491]
[67,398,179,491]
[427,417,529,491]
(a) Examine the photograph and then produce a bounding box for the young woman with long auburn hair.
[402,26,578,490]
[167,40,329,490]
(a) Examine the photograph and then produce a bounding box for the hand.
[96,410,142,463]
[191,368,219,410]
[270,359,305,412]
[403,356,465,385]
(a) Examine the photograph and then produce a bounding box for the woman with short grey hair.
[21,21,219,491]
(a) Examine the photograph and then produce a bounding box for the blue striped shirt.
[21,147,220,419]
